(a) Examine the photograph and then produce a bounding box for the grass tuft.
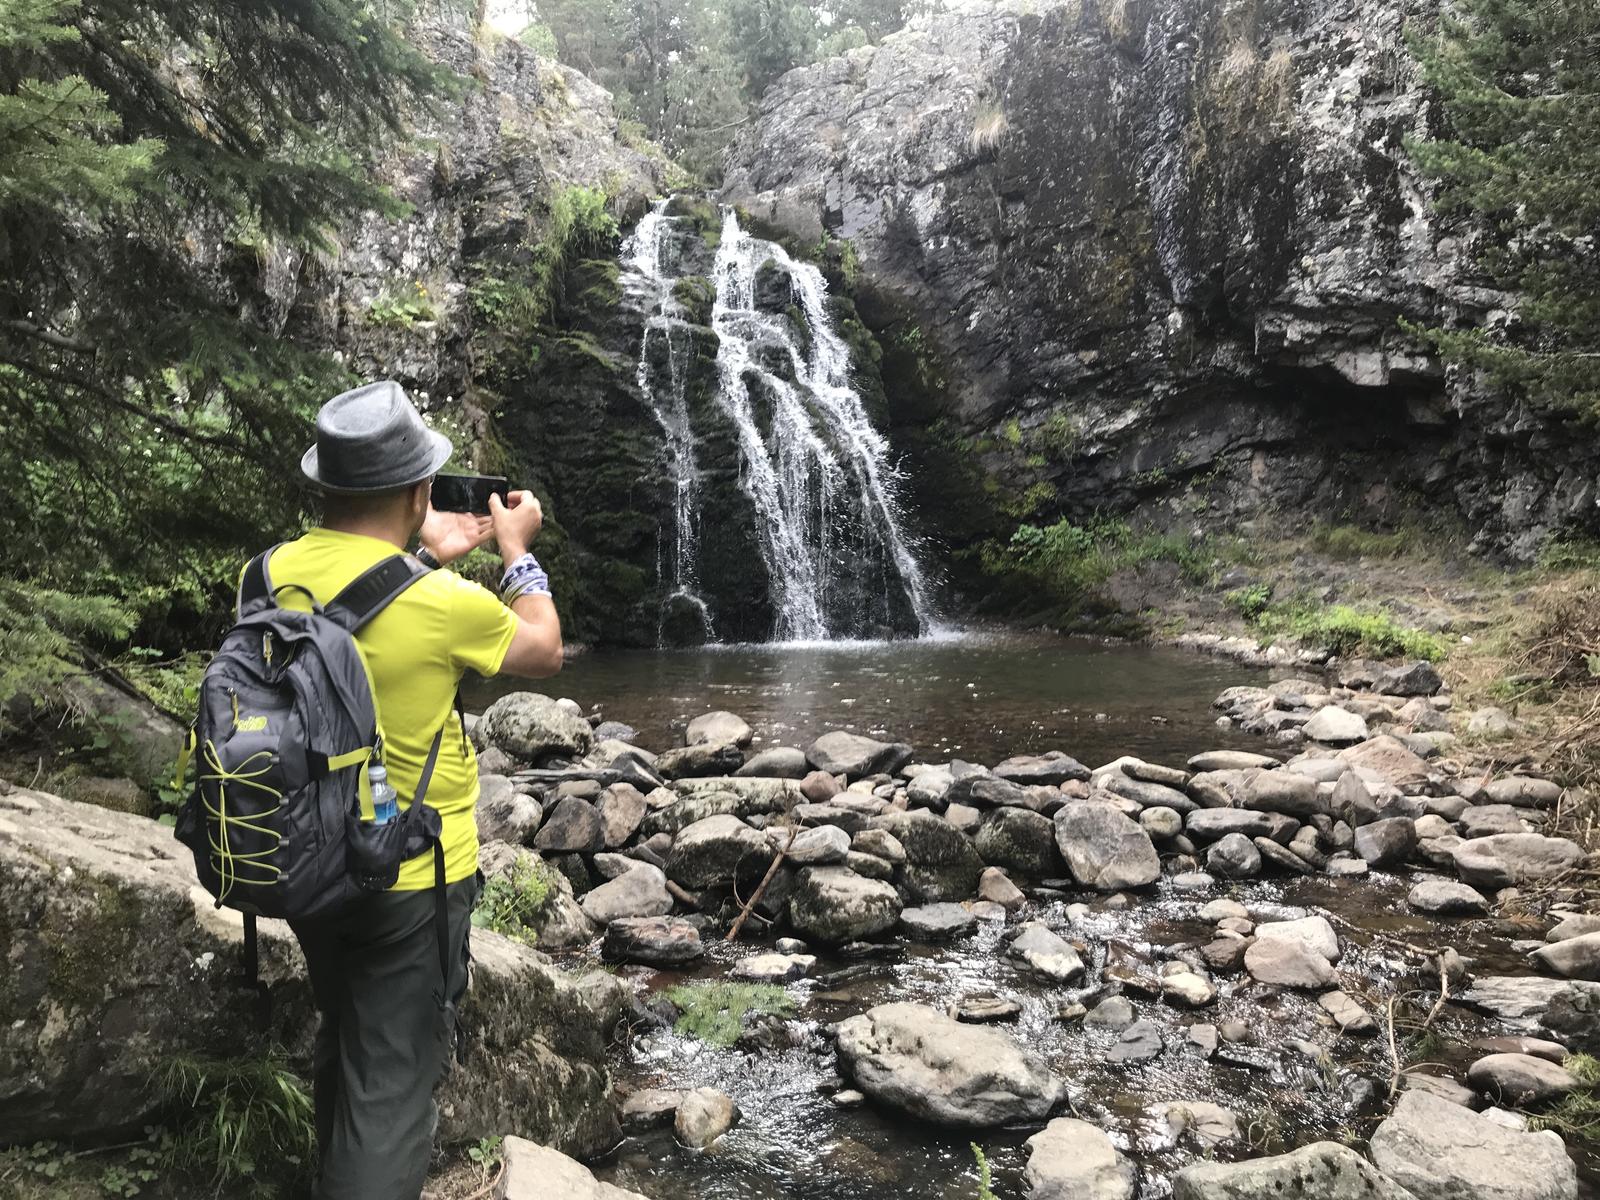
[152,1052,315,1190]
[472,854,556,944]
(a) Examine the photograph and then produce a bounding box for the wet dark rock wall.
[720,0,1600,568]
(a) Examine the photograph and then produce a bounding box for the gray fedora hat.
[301,380,453,493]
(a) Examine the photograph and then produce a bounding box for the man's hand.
[419,506,493,566]
[490,491,544,564]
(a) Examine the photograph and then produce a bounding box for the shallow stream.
[477,633,1589,1198]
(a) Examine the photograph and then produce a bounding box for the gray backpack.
[175,548,452,985]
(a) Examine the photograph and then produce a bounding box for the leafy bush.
[365,281,439,328]
[664,981,795,1048]
[472,856,556,943]
[1226,583,1274,620]
[0,580,134,720]
[1308,523,1417,560]
[986,517,1215,607]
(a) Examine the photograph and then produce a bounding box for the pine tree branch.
[3,319,93,354]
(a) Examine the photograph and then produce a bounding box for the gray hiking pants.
[291,874,479,1200]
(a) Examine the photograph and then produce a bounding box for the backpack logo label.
[235,714,269,733]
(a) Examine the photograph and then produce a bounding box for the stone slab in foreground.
[0,788,624,1155]
[497,1136,646,1200]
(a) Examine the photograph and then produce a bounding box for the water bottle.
[369,763,400,825]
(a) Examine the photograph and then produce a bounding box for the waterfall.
[618,198,938,644]
[710,210,937,642]
[620,198,713,643]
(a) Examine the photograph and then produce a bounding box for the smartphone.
[431,473,509,514]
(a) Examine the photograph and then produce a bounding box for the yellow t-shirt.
[260,528,517,890]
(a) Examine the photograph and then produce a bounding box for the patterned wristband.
[499,551,551,603]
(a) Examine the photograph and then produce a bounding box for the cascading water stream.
[619,197,938,644]
[709,209,938,642]
[620,199,713,643]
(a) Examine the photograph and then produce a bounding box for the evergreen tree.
[1407,0,1600,414]
[0,0,449,669]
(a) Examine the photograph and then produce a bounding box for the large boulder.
[788,865,902,942]
[478,692,594,763]
[1452,834,1585,889]
[665,814,773,889]
[806,731,913,779]
[974,806,1063,877]
[1173,1142,1416,1199]
[1025,1117,1137,1200]
[870,809,985,901]
[1369,1088,1578,1200]
[1053,803,1160,890]
[654,741,745,780]
[535,795,604,853]
[1340,736,1431,792]
[834,1002,1064,1127]
[0,788,623,1154]
[579,864,673,925]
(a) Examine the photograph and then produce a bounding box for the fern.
[0,578,133,718]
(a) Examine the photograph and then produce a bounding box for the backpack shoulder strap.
[324,554,431,635]
[237,545,283,618]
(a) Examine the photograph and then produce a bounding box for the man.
[272,380,561,1199]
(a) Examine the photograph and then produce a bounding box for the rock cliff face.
[721,0,1599,565]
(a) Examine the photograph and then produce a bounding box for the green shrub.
[0,580,134,722]
[1255,602,1450,661]
[1226,583,1274,620]
[665,981,795,1048]
[365,281,438,328]
[473,855,556,943]
[987,517,1214,605]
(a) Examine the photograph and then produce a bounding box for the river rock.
[533,795,603,853]
[807,731,912,779]
[1101,773,1196,813]
[1008,922,1086,983]
[1541,982,1600,1054]
[899,902,978,940]
[994,752,1089,786]
[1453,834,1584,889]
[789,865,902,942]
[1484,777,1564,809]
[1319,990,1376,1034]
[499,1136,649,1200]
[580,863,672,924]
[946,773,1038,810]
[1331,770,1380,826]
[1206,832,1262,879]
[1245,938,1336,989]
[1341,735,1431,791]
[852,828,907,863]
[1256,915,1340,961]
[656,740,745,780]
[736,746,809,778]
[1466,1052,1579,1106]
[1185,809,1282,843]
[1175,1141,1416,1200]
[598,783,649,848]
[478,692,594,763]
[1354,816,1418,867]
[975,866,1024,910]
[1024,1117,1137,1200]
[674,1086,739,1150]
[731,952,817,983]
[1189,750,1279,772]
[666,814,773,888]
[619,1089,682,1134]
[1303,706,1370,744]
[1373,660,1445,696]
[686,711,752,748]
[1106,1020,1164,1063]
[602,916,703,967]
[835,1002,1064,1127]
[1461,976,1575,1024]
[1471,1036,1571,1063]
[975,806,1063,876]
[1054,803,1160,890]
[1085,995,1136,1029]
[476,781,544,845]
[1407,879,1489,916]
[1140,806,1184,840]
[1370,1088,1578,1200]
[1548,913,1600,942]
[1460,805,1536,838]
[1162,972,1217,1008]
[871,809,985,901]
[1240,768,1327,818]
[781,823,852,865]
[907,764,956,807]
[1405,1073,1479,1108]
